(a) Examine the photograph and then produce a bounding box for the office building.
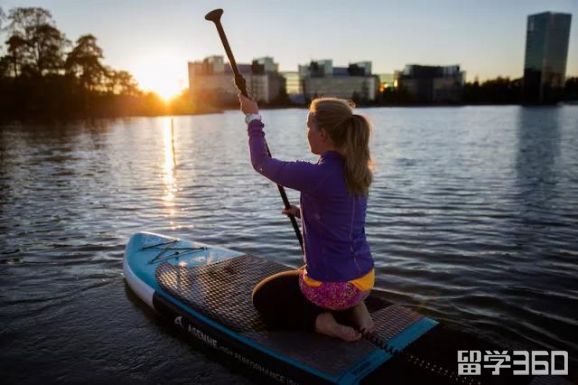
[188,56,286,106]
[523,12,572,103]
[298,60,380,102]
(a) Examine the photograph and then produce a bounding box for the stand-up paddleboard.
[124,232,572,385]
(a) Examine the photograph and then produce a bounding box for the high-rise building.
[523,12,572,103]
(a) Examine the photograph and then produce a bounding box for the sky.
[1,0,577,99]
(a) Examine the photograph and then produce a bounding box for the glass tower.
[523,12,572,103]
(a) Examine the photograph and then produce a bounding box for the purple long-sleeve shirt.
[248,120,373,282]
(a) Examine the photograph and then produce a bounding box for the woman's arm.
[239,94,325,194]
[248,120,325,194]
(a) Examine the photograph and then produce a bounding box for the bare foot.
[315,312,361,342]
[352,301,375,334]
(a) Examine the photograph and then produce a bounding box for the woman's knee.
[252,269,300,309]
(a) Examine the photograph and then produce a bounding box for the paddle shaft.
[205,9,304,252]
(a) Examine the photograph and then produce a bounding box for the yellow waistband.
[302,268,375,292]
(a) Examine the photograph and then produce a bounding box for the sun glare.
[162,117,177,207]
[131,53,186,101]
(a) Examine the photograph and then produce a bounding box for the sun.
[130,53,186,101]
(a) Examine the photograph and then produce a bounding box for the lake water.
[1,106,577,383]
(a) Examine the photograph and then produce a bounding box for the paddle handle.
[205,9,304,252]
[212,21,248,97]
[266,143,303,251]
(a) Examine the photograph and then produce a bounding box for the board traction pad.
[157,254,288,332]
[156,254,426,377]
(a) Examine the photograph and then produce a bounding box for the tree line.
[379,76,578,106]
[0,7,196,120]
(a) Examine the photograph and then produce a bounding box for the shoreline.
[1,102,577,124]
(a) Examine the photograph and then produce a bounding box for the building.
[523,12,572,103]
[250,57,287,103]
[188,56,286,106]
[396,65,465,103]
[298,60,380,102]
[280,71,304,104]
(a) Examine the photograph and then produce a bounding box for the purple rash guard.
[248,120,373,282]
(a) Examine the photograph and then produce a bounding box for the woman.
[240,94,375,342]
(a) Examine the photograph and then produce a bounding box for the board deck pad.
[156,253,435,378]
[156,255,289,332]
[369,304,423,343]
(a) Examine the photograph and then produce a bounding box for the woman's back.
[300,151,372,282]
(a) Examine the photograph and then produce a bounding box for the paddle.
[205,8,304,252]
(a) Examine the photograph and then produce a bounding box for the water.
[1,106,577,383]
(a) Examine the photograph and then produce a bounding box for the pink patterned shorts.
[298,270,370,311]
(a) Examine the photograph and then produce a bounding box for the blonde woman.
[240,95,375,342]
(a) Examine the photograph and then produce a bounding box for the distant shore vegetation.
[1,7,577,121]
[0,7,201,120]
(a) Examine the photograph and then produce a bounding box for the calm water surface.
[1,106,577,383]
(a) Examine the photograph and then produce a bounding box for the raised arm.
[239,94,325,194]
[248,120,325,194]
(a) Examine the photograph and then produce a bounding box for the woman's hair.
[309,97,373,196]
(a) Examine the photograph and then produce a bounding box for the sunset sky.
[1,0,576,99]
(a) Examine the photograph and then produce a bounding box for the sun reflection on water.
[162,118,177,217]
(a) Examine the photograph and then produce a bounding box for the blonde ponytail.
[343,114,373,195]
[309,98,373,196]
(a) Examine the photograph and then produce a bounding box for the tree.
[104,68,139,95]
[565,77,578,100]
[65,34,106,91]
[463,77,522,104]
[0,6,6,34]
[0,7,6,78]
[31,23,68,75]
[4,7,68,76]
[0,57,9,78]
[4,34,27,76]
[6,7,53,35]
